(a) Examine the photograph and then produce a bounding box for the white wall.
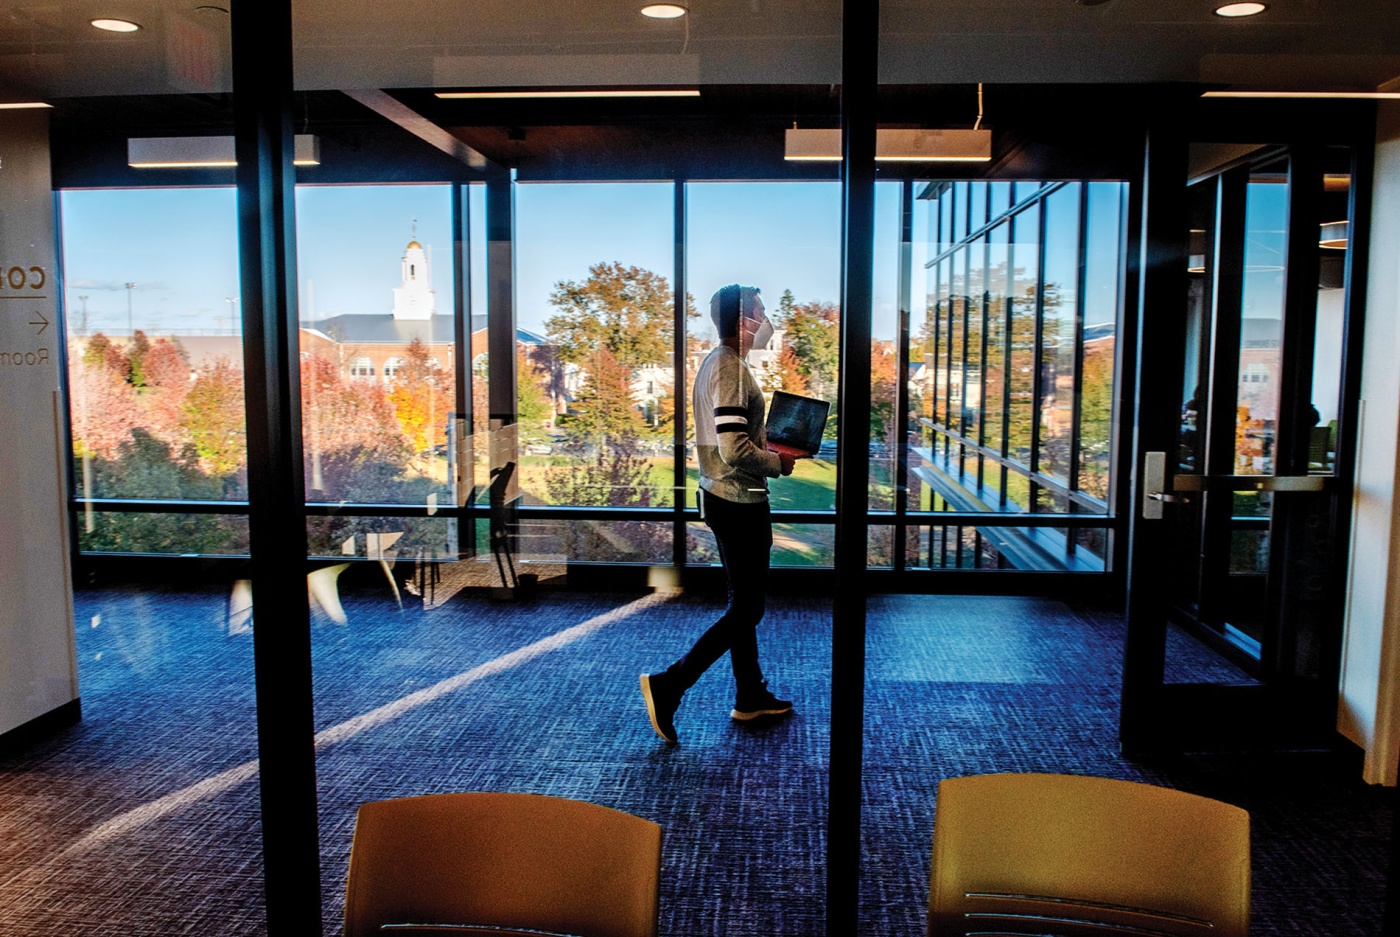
[0,110,79,738]
[1339,102,1400,785]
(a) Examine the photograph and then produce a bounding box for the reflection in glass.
[907,179,1121,573]
[984,225,1009,458]
[1038,183,1080,483]
[1309,167,1349,476]
[1079,182,1124,499]
[76,512,251,555]
[1237,170,1287,475]
[688,521,836,568]
[905,524,1108,572]
[1008,202,1040,474]
[969,181,987,234]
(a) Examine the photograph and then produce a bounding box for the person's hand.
[778,451,796,476]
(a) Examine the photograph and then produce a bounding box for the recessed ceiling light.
[90,17,142,32]
[1215,2,1266,17]
[641,4,688,18]
[0,102,53,109]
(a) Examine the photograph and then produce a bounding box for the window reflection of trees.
[913,180,1124,570]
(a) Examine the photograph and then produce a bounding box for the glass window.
[939,184,953,254]
[990,180,1012,220]
[1308,162,1350,475]
[969,181,988,233]
[953,181,969,241]
[984,223,1010,458]
[515,183,676,509]
[1237,167,1288,475]
[686,182,842,528]
[934,257,952,430]
[296,185,455,506]
[966,236,986,451]
[62,188,246,517]
[1008,202,1041,476]
[1038,184,1081,484]
[1079,183,1125,500]
[948,250,966,445]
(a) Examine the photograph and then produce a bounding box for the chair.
[927,773,1249,937]
[344,792,663,937]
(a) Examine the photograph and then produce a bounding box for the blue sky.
[60,180,922,344]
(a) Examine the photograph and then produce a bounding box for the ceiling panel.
[2,0,1398,99]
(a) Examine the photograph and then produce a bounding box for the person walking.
[640,283,797,744]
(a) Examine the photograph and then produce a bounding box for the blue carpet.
[0,584,1391,935]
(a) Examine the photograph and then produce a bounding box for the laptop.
[765,391,830,459]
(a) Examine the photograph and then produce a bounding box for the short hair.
[710,284,761,339]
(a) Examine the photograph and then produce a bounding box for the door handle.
[1172,474,1329,493]
[1143,451,1169,519]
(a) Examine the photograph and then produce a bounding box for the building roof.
[301,313,548,346]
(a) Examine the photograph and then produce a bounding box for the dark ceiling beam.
[342,89,490,172]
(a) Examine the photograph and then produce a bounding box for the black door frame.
[1119,100,1377,756]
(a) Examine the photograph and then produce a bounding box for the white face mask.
[749,315,774,352]
[740,287,773,356]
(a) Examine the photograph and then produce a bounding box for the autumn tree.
[82,332,130,379]
[69,345,142,463]
[126,330,153,386]
[563,347,650,449]
[545,261,695,369]
[516,348,556,446]
[142,338,190,389]
[301,352,410,501]
[387,337,453,462]
[777,298,840,401]
[763,343,810,396]
[545,348,655,507]
[182,357,248,487]
[543,262,695,507]
[1078,335,1116,499]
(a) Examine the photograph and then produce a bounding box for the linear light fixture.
[0,102,53,109]
[1202,91,1400,99]
[435,89,700,99]
[785,128,992,162]
[128,134,321,168]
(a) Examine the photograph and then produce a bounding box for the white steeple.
[391,221,435,321]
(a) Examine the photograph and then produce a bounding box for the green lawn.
[513,453,897,512]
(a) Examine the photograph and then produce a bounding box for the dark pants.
[670,490,772,694]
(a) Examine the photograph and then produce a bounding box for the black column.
[484,168,518,573]
[673,181,689,569]
[1119,120,1189,755]
[486,168,517,429]
[827,0,877,931]
[229,2,322,933]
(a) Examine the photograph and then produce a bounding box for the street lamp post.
[124,282,137,340]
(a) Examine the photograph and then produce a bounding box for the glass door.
[1128,141,1362,750]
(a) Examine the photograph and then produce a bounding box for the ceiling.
[3,0,1399,100]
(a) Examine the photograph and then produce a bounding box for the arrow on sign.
[29,311,48,335]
